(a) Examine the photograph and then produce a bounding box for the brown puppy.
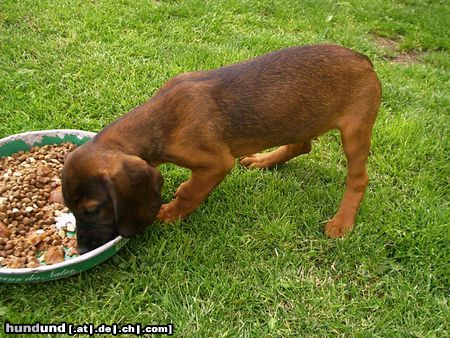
[62,44,381,253]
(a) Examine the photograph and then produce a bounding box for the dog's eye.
[84,207,100,217]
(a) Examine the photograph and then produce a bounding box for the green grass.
[0,0,448,336]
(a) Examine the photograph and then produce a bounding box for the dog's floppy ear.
[107,155,163,237]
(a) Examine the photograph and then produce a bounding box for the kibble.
[0,143,79,268]
[43,245,65,265]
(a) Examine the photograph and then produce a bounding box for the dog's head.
[61,143,163,253]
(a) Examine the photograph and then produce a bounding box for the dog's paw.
[157,201,184,223]
[239,154,274,169]
[324,218,353,238]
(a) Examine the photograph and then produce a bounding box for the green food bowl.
[0,129,128,283]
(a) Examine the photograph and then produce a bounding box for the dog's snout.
[77,246,91,255]
[75,219,117,253]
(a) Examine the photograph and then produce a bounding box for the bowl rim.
[0,129,97,146]
[0,235,124,275]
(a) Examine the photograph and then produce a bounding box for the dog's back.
[199,44,381,152]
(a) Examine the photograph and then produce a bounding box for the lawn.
[0,0,448,336]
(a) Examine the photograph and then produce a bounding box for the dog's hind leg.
[325,118,374,238]
[240,141,312,169]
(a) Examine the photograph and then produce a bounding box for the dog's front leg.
[157,155,235,222]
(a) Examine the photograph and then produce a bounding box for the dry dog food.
[0,143,79,268]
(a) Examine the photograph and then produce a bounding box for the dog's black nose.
[77,246,90,255]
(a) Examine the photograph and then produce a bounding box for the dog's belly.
[220,103,336,157]
[228,139,294,158]
[225,123,326,158]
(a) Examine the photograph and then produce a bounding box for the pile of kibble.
[0,143,79,268]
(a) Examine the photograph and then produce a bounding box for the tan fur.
[62,44,381,251]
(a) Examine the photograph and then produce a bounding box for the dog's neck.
[93,95,171,167]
